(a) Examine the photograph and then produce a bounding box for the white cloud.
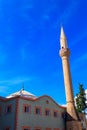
[0,52,6,65]
[20,41,31,61]
[43,14,50,20]
[20,47,26,61]
[71,53,87,71]
[0,77,31,86]
[56,1,80,26]
[75,53,87,63]
[61,104,66,107]
[0,86,9,94]
[71,29,87,47]
[0,76,39,96]
[0,45,7,65]
[19,1,34,19]
[73,53,87,67]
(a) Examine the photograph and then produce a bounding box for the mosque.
[0,27,87,130]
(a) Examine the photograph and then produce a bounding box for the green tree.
[76,84,86,113]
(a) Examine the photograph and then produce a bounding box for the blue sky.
[0,0,87,105]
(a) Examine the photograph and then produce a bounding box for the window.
[5,105,12,114]
[46,100,49,104]
[35,107,41,115]
[54,112,57,117]
[53,110,58,117]
[45,109,50,116]
[23,105,31,113]
[54,128,60,130]
[0,106,1,115]
[69,128,72,130]
[46,128,51,130]
[22,126,30,130]
[4,127,10,130]
[34,127,42,130]
[61,112,65,119]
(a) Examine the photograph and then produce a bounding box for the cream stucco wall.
[16,96,66,130]
[0,98,16,130]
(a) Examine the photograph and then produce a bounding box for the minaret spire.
[60,26,67,49]
[59,27,82,130]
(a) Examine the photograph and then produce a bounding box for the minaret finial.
[22,83,24,91]
[60,26,67,49]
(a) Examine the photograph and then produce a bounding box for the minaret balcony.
[59,48,70,57]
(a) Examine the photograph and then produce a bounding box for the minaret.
[59,27,82,130]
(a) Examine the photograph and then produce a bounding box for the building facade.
[0,89,66,130]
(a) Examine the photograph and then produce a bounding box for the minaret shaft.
[62,56,74,102]
[60,48,78,120]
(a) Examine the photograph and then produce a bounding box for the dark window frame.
[35,106,41,115]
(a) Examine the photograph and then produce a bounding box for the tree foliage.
[76,84,87,113]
